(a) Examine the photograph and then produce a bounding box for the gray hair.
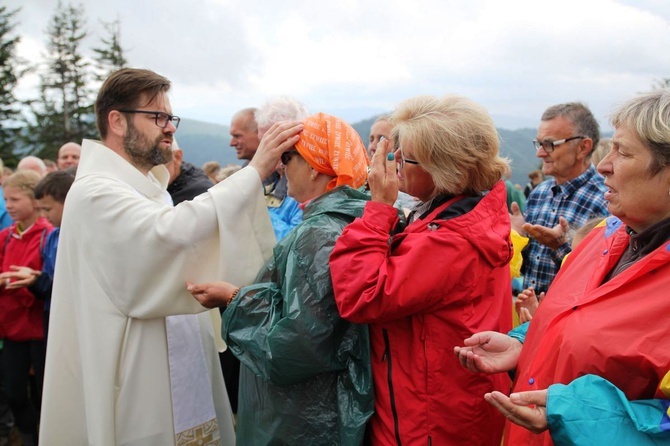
[541,102,600,154]
[255,96,309,131]
[232,108,258,132]
[17,156,47,175]
[610,89,670,175]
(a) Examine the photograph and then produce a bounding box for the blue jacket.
[30,227,59,311]
[0,187,12,230]
[268,196,302,240]
[264,174,302,240]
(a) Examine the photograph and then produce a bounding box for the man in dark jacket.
[165,139,214,205]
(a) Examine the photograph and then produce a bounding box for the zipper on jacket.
[382,329,402,446]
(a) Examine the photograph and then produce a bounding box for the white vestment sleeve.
[67,165,275,319]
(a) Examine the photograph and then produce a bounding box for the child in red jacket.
[0,170,52,446]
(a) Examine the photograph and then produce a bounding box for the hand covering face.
[295,112,370,191]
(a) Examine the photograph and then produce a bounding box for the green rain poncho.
[222,186,373,445]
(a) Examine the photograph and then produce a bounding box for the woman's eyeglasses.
[399,146,420,169]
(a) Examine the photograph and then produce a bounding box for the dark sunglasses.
[281,150,299,165]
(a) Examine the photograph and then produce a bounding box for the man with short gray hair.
[230,108,260,161]
[512,102,609,294]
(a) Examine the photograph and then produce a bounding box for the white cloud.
[6,0,670,129]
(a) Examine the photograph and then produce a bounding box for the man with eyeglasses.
[511,102,608,296]
[39,68,302,446]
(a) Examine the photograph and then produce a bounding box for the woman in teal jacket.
[189,113,372,445]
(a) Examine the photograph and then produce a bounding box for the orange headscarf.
[295,112,369,191]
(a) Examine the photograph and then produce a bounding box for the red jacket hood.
[432,180,512,268]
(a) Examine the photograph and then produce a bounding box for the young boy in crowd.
[1,170,74,340]
[0,170,52,446]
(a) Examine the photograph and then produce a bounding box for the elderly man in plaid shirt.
[511,102,609,295]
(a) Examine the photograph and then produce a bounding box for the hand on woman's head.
[249,121,303,180]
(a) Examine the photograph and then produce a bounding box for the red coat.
[507,217,670,445]
[0,218,52,341]
[330,181,513,445]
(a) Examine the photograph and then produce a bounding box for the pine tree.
[653,78,670,90]
[0,6,25,165]
[93,19,127,82]
[24,1,96,159]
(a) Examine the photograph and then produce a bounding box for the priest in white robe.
[39,68,302,446]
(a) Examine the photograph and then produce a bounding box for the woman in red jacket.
[329,95,513,445]
[454,90,670,445]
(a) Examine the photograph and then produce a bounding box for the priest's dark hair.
[95,68,171,139]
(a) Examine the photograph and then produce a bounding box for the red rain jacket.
[330,181,513,445]
[0,218,51,341]
[508,217,670,445]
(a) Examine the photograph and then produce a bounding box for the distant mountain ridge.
[175,116,541,186]
[174,118,239,169]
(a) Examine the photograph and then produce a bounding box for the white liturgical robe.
[39,140,276,445]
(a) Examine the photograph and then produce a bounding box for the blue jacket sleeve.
[547,374,670,445]
[508,321,529,344]
[28,272,52,301]
[0,210,12,231]
[268,197,303,241]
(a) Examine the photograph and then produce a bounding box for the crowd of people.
[0,142,79,446]
[0,66,667,446]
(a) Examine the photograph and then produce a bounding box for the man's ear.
[173,148,184,165]
[577,137,594,160]
[172,149,184,163]
[108,110,127,137]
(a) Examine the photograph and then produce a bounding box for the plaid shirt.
[523,164,609,293]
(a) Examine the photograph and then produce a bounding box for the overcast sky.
[8,0,670,130]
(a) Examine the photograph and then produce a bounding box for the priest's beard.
[123,121,173,172]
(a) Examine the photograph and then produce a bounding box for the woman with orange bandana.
[189,113,372,445]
